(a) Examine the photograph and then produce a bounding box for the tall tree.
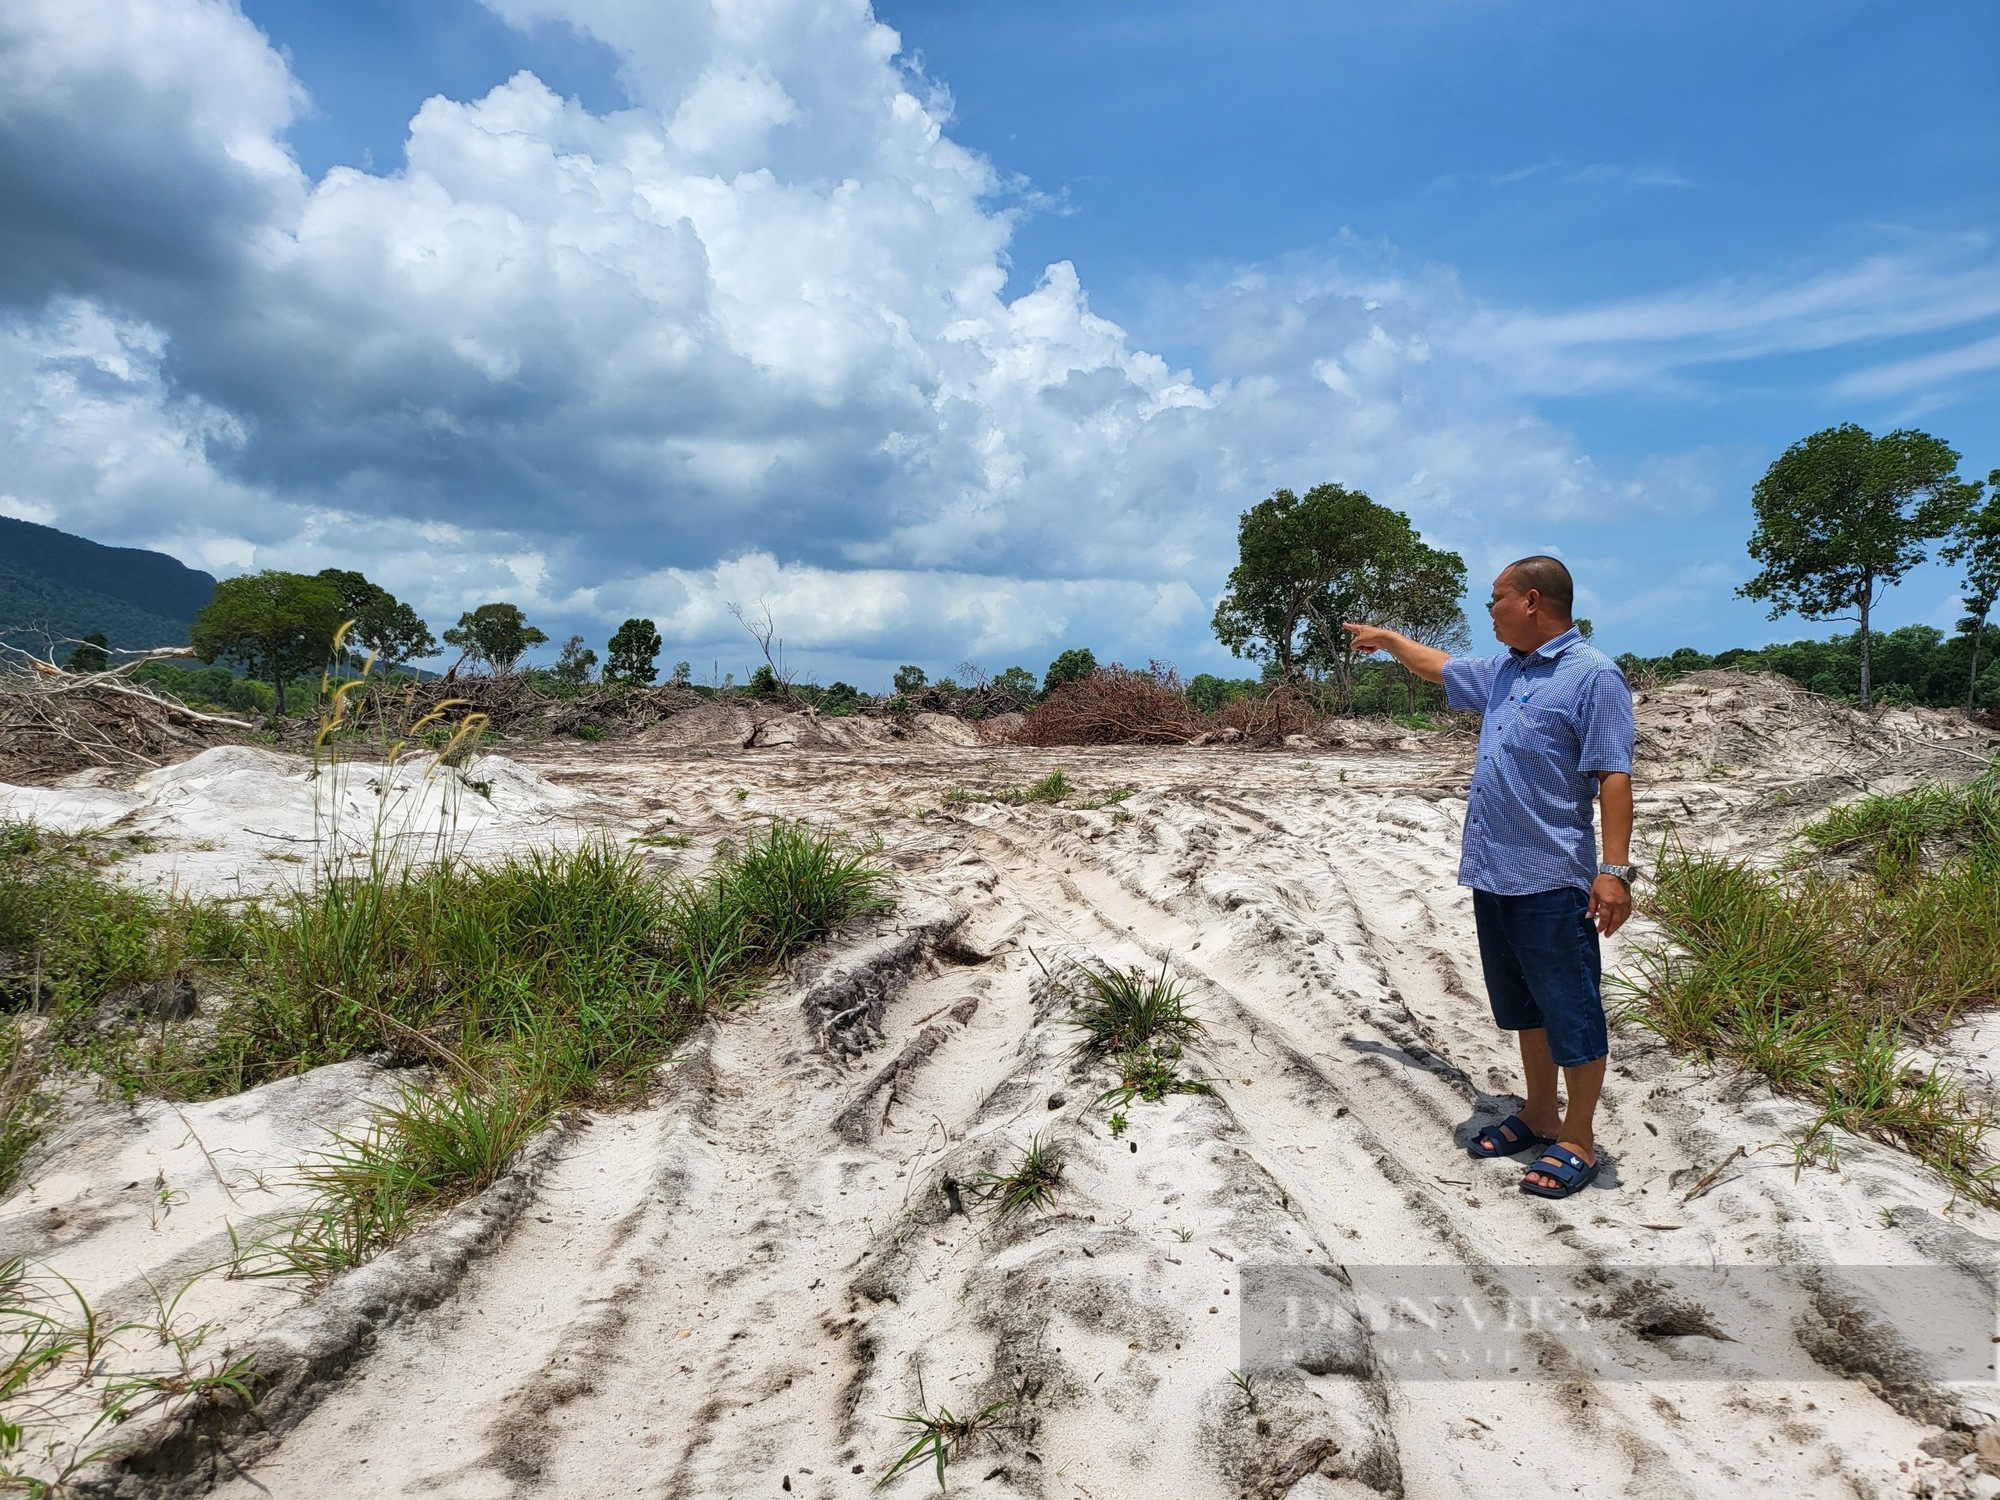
[1336,537,1468,712]
[442,603,548,676]
[605,618,662,685]
[552,635,598,687]
[1941,471,2000,711]
[191,570,345,714]
[1215,483,1448,706]
[316,570,437,668]
[1739,424,1974,709]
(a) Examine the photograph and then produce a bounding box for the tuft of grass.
[1099,1049,1215,1108]
[632,831,692,849]
[1622,770,2000,1205]
[1025,770,1073,804]
[1065,959,1205,1058]
[1230,1368,1258,1412]
[970,1132,1066,1220]
[0,1257,257,1490]
[234,1080,546,1286]
[1061,956,1213,1113]
[879,1375,1013,1492]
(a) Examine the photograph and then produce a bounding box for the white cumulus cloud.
[0,0,1992,676]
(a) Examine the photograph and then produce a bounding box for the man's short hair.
[1502,555,1574,619]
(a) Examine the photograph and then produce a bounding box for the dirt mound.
[0,680,251,785]
[1632,670,1993,785]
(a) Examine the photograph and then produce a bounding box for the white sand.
[4,676,1998,1498]
[0,744,610,899]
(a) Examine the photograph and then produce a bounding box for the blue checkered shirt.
[1441,627,1635,896]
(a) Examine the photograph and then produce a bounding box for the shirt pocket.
[1507,701,1577,757]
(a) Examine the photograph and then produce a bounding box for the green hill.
[0,518,216,651]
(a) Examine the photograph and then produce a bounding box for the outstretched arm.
[1341,623,1449,684]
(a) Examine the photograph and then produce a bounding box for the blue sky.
[2,0,1995,684]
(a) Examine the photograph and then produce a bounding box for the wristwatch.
[1597,863,1638,884]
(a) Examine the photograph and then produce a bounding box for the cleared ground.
[8,676,2000,1498]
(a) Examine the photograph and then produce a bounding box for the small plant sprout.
[1230,1369,1257,1412]
[971,1132,1066,1220]
[1107,1112,1129,1139]
[879,1373,1013,1492]
[1173,1225,1193,1243]
[731,787,749,802]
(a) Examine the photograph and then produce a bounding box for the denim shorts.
[1471,886,1608,1067]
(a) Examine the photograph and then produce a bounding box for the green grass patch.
[190,825,889,1105]
[969,1131,1066,1220]
[234,1079,548,1285]
[881,1375,1014,1491]
[940,770,1133,812]
[0,809,889,1266]
[1622,767,2000,1205]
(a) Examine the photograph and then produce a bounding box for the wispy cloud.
[1455,240,2000,395]
[1431,159,1693,193]
[1832,330,2000,400]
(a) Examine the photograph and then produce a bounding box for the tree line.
[79,420,1993,722]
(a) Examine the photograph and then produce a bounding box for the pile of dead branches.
[0,645,253,784]
[1208,683,1332,741]
[1009,665,1369,748]
[1011,664,1205,746]
[862,680,1037,721]
[323,675,705,741]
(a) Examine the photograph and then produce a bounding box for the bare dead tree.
[728,601,795,697]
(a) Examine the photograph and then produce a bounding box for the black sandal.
[1466,1114,1556,1159]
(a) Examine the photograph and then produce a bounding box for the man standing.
[1343,556,1635,1199]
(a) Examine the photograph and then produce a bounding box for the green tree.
[1942,472,2000,711]
[892,664,927,695]
[605,617,662,685]
[990,666,1039,702]
[1739,424,1975,710]
[1329,533,1469,711]
[191,570,345,714]
[315,569,437,667]
[442,603,547,677]
[1041,648,1096,695]
[63,633,110,674]
[552,635,598,687]
[1212,483,1412,686]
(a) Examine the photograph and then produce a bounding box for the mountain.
[0,517,217,650]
